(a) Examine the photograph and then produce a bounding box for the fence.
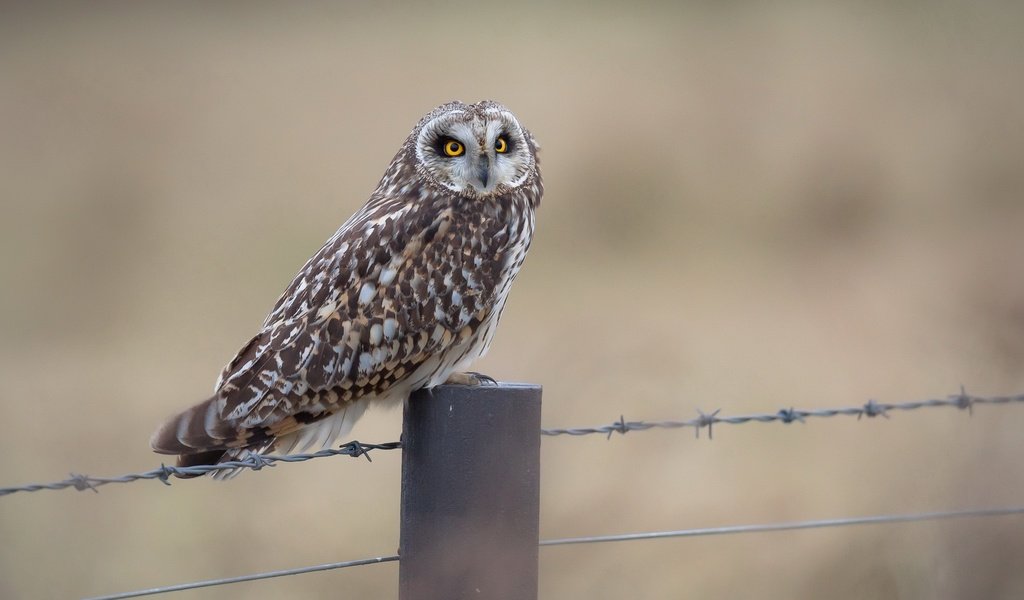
[1,386,1022,599]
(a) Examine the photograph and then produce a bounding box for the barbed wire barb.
[956,384,975,415]
[694,408,721,439]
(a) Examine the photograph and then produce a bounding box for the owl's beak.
[475,155,490,190]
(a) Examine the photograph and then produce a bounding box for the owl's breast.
[411,195,528,327]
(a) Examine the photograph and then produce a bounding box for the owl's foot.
[444,371,498,386]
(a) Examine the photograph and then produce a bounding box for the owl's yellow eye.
[443,139,464,157]
[494,137,508,153]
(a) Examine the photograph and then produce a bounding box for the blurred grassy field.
[1,2,1023,598]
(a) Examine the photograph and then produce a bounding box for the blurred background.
[1,2,1023,598]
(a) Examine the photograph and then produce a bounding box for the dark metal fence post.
[399,383,542,600]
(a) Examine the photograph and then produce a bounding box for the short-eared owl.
[151,101,542,474]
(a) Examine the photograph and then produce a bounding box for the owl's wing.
[152,194,500,455]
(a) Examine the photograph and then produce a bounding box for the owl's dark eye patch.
[435,137,465,158]
[495,132,515,153]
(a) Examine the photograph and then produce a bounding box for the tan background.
[1,2,1023,598]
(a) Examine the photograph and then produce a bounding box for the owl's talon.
[468,371,498,385]
[444,371,498,386]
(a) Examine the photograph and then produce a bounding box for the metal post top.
[429,382,541,391]
[413,382,542,401]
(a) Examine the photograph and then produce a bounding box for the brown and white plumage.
[151,101,542,475]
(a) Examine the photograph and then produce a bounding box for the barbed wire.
[541,388,1024,439]
[1,388,1020,498]
[83,505,1024,600]
[0,441,401,497]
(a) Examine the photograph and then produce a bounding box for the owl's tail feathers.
[150,396,268,479]
[150,396,230,455]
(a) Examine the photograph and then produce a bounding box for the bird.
[151,100,542,477]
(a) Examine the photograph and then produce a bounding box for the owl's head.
[410,100,539,196]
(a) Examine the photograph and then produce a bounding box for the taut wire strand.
[82,555,400,600]
[83,506,1024,599]
[2,389,1020,497]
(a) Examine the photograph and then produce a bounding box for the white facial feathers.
[413,103,535,195]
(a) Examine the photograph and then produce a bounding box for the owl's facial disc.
[415,107,533,196]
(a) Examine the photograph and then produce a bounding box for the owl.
[151,100,542,476]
